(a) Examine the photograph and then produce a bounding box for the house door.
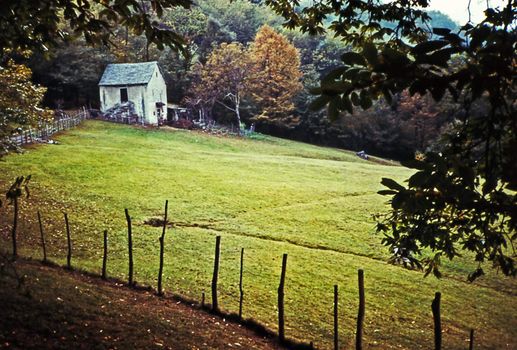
[120,88,128,103]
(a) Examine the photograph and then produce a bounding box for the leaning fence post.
[278,253,288,343]
[125,208,134,286]
[102,230,108,279]
[239,247,244,319]
[37,210,47,263]
[469,329,474,350]
[334,284,339,350]
[432,292,442,350]
[64,213,72,269]
[356,269,365,350]
[157,200,169,296]
[211,235,221,312]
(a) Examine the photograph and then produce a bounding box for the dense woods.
[11,0,460,161]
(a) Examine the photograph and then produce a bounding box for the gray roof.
[99,61,158,86]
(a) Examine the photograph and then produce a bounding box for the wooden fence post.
[278,253,288,343]
[37,210,47,263]
[64,213,72,269]
[334,284,339,350]
[432,292,442,350]
[157,200,169,296]
[11,196,19,259]
[469,329,474,350]
[211,235,221,312]
[102,230,108,279]
[125,208,134,286]
[356,269,365,350]
[239,247,244,319]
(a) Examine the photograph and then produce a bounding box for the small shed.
[98,61,167,124]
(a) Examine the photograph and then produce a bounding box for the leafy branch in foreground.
[0,0,193,55]
[267,0,517,280]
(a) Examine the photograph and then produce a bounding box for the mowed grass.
[0,120,515,349]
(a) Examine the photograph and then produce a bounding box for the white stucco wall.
[99,65,168,125]
[100,85,147,119]
[145,65,168,124]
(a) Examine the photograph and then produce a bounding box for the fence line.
[9,108,89,147]
[1,203,479,350]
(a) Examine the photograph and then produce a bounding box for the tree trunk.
[235,95,242,134]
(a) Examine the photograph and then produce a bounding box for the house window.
[120,88,128,103]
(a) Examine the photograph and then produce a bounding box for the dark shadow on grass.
[18,256,316,350]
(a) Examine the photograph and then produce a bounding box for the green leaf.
[381,88,392,104]
[382,46,410,66]
[432,27,451,36]
[412,40,449,55]
[327,99,340,120]
[308,86,322,95]
[341,95,353,114]
[343,67,362,80]
[426,48,452,67]
[362,42,379,66]
[321,67,347,84]
[378,190,397,196]
[350,91,360,106]
[321,81,352,94]
[309,95,332,111]
[408,171,428,187]
[381,177,406,191]
[359,90,372,109]
[341,51,367,66]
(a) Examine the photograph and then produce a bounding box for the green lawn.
[0,120,515,349]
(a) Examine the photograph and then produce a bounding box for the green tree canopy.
[0,0,192,55]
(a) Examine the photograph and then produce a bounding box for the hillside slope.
[0,121,515,349]
[0,259,282,350]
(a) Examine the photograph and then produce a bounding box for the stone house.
[98,61,167,124]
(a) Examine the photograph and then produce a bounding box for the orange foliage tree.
[248,25,302,125]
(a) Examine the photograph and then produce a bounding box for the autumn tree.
[0,58,53,156]
[184,63,216,122]
[248,25,303,125]
[189,42,252,130]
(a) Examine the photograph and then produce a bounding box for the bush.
[171,118,195,130]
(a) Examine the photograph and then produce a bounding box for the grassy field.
[0,120,515,349]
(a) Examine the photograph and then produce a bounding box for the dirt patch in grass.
[143,218,223,232]
[0,258,284,350]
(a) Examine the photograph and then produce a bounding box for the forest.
[22,0,460,161]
